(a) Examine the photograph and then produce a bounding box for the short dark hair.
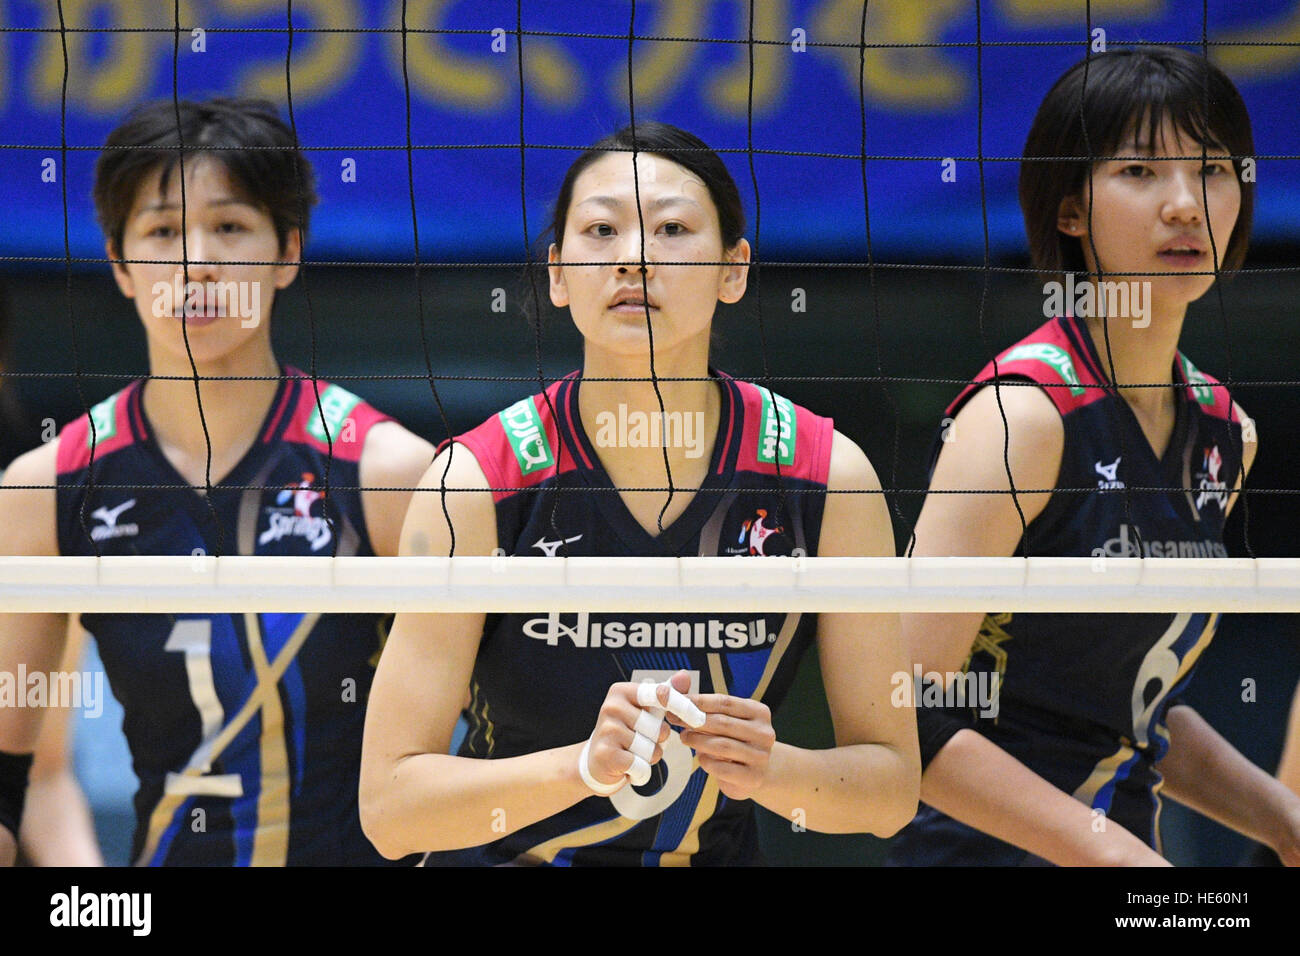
[545,121,745,253]
[1019,46,1254,279]
[93,97,317,258]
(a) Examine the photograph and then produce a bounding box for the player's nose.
[614,229,655,276]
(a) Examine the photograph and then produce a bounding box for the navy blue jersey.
[57,369,400,866]
[891,315,1245,865]
[438,373,833,866]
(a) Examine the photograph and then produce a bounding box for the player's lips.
[172,308,226,326]
[608,289,658,312]
[1156,236,1208,267]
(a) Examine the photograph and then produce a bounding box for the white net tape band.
[1,556,1297,614]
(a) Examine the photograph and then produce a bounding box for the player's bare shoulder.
[0,438,59,556]
[399,441,498,559]
[358,421,434,557]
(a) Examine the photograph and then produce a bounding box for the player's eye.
[1201,161,1231,177]
[660,221,687,237]
[1120,163,1152,178]
[589,223,614,238]
[217,221,247,235]
[146,224,177,239]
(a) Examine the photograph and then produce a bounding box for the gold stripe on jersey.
[749,612,801,701]
[244,612,291,867]
[135,612,321,866]
[1071,743,1133,809]
[708,653,728,696]
[659,776,722,867]
[465,680,496,757]
[516,814,641,865]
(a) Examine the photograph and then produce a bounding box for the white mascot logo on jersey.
[1194,445,1228,511]
[259,472,332,551]
[739,509,783,556]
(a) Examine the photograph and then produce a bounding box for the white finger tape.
[627,753,652,787]
[636,679,707,729]
[629,731,656,763]
[633,707,664,739]
[578,739,623,796]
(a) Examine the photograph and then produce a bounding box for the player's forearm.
[923,730,1168,866]
[751,740,919,836]
[1160,705,1300,859]
[360,742,593,858]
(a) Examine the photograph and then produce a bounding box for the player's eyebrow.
[134,197,255,216]
[577,195,703,212]
[1111,139,1230,158]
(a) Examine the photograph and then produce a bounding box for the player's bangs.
[94,98,316,258]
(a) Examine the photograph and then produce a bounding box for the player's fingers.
[682,712,777,749]
[690,694,772,723]
[679,731,764,764]
[637,679,705,728]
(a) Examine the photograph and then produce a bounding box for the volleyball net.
[1,0,1298,613]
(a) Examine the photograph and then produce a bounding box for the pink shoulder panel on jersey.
[731,378,834,486]
[947,318,1105,419]
[56,381,143,475]
[277,369,391,463]
[451,382,574,503]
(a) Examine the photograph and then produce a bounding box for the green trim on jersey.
[1002,343,1086,396]
[1180,355,1216,406]
[307,384,363,444]
[500,397,555,475]
[87,393,118,448]
[758,388,796,466]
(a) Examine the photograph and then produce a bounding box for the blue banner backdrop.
[1,0,1297,264]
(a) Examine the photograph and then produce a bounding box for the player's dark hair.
[93,98,317,259]
[1020,46,1254,280]
[545,121,746,253]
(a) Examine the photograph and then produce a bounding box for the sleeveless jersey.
[56,369,400,866]
[439,372,834,866]
[890,315,1244,864]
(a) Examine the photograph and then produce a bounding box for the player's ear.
[1057,195,1086,239]
[273,229,302,290]
[548,242,569,308]
[106,240,135,299]
[716,238,750,305]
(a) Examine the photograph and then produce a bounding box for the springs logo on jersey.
[1194,445,1229,511]
[522,612,774,649]
[258,472,332,551]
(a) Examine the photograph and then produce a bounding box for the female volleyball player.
[360,122,920,865]
[0,98,433,866]
[888,47,1300,865]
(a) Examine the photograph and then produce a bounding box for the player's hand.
[678,694,776,801]
[583,672,695,791]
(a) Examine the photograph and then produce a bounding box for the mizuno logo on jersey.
[532,534,582,556]
[500,398,554,475]
[522,612,774,649]
[91,498,139,541]
[1095,456,1124,490]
